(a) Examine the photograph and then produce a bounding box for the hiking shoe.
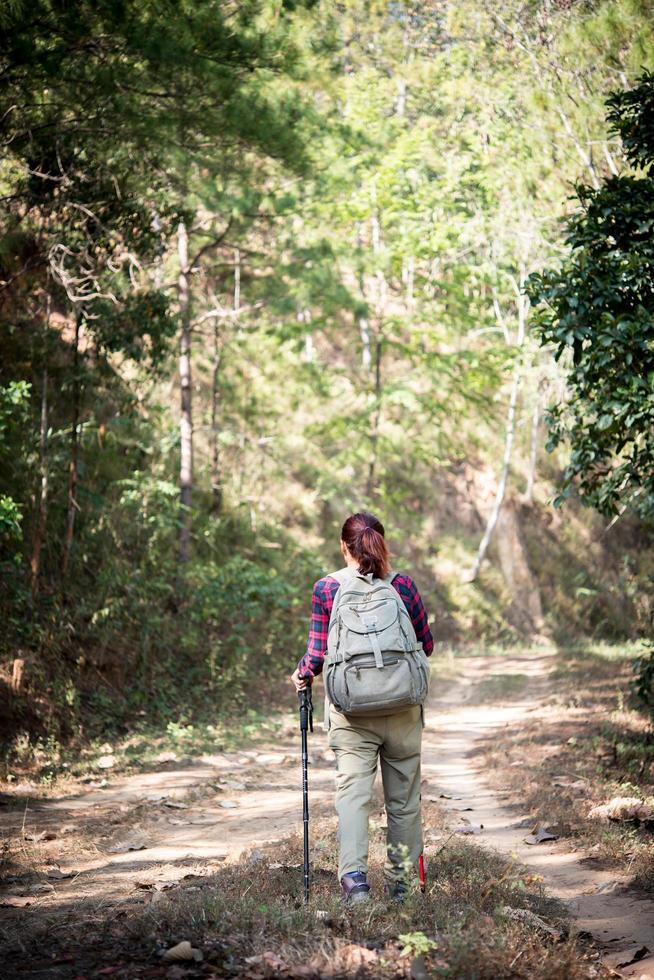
[340,871,370,904]
[385,880,409,904]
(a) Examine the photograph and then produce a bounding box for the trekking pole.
[298,680,313,904]
[418,853,426,893]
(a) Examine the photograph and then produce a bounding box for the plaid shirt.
[297,572,434,678]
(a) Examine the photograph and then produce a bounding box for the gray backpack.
[324,567,429,717]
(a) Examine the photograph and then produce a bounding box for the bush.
[632,642,654,721]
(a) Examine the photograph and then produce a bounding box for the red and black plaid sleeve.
[297,576,340,678]
[296,571,434,678]
[392,574,434,656]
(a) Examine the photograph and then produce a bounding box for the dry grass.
[478,647,654,890]
[1,805,608,978]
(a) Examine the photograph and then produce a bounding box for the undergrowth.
[1,819,607,979]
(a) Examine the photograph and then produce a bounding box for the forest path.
[422,653,654,979]
[3,654,654,977]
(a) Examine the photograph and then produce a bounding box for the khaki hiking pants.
[327,704,423,883]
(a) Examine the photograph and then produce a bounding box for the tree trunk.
[366,329,383,499]
[495,500,544,635]
[525,396,540,504]
[62,311,81,580]
[178,220,193,563]
[359,315,372,371]
[210,317,222,515]
[468,268,528,581]
[467,367,521,582]
[30,360,49,594]
[356,224,372,371]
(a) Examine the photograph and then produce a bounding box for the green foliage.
[398,931,439,958]
[632,643,654,721]
[529,71,654,518]
[179,556,300,698]
[0,496,23,554]
[607,69,654,171]
[3,0,654,760]
[0,382,30,561]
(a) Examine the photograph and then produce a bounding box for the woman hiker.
[290,511,434,904]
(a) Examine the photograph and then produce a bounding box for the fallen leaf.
[218,779,246,790]
[46,868,74,880]
[501,906,563,939]
[594,880,622,894]
[339,944,379,971]
[24,829,57,842]
[523,825,558,845]
[137,879,176,894]
[552,775,588,791]
[616,945,650,969]
[107,829,151,853]
[244,951,289,973]
[589,797,653,824]
[256,753,287,766]
[163,940,203,963]
[32,883,55,894]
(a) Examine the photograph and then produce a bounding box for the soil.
[2,652,653,978]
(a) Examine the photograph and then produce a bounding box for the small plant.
[398,931,438,957]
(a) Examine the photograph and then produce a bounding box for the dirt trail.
[2,653,654,977]
[422,653,654,979]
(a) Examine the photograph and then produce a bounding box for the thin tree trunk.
[366,329,383,499]
[366,187,385,498]
[178,220,193,563]
[303,331,314,363]
[525,396,540,504]
[62,311,81,579]
[468,268,528,582]
[356,224,372,371]
[31,295,51,594]
[359,315,372,371]
[210,319,222,515]
[30,361,49,594]
[468,370,521,582]
[209,248,239,514]
[395,78,407,117]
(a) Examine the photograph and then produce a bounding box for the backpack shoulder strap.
[329,566,355,586]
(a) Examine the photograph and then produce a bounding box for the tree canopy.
[529,71,654,520]
[2,0,654,750]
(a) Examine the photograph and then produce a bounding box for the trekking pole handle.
[298,680,313,733]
